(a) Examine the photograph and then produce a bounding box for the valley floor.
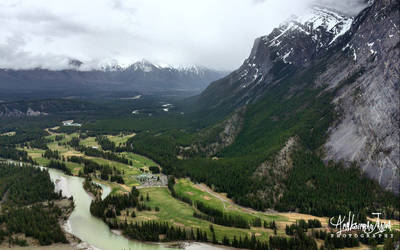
[5,127,398,250]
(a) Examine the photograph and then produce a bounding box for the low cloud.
[0,0,369,71]
[316,0,369,15]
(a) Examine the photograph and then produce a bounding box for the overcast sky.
[0,0,368,71]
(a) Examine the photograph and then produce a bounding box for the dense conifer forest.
[0,163,71,246]
[0,163,61,205]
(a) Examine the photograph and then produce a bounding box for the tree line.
[0,163,61,206]
[2,204,68,245]
[96,135,116,151]
[90,187,140,219]
[0,147,33,164]
[78,145,130,165]
[193,201,250,229]
[68,156,124,184]
[46,160,72,175]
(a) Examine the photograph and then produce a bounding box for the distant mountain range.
[0,59,227,99]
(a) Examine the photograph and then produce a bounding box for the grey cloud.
[0,34,71,70]
[111,0,137,15]
[315,0,369,15]
[0,0,370,71]
[16,9,91,36]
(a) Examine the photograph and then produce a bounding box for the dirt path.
[194,183,230,209]
[277,212,329,227]
[193,183,259,214]
[136,185,167,189]
[44,126,60,135]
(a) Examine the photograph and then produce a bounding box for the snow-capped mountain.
[265,6,353,65]
[0,59,226,97]
[200,6,356,108]
[126,59,212,76]
[198,0,399,193]
[235,7,354,91]
[70,58,214,77]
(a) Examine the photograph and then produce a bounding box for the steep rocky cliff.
[200,6,354,110]
[322,0,399,193]
[198,0,399,193]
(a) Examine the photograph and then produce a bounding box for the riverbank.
[83,177,103,200]
[47,167,177,250]
[108,229,234,250]
[0,161,264,250]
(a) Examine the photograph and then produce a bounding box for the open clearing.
[0,131,16,136]
[80,136,100,148]
[25,131,156,187]
[175,179,287,225]
[121,187,275,242]
[107,133,136,146]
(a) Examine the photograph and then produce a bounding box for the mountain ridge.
[199,6,358,111]
[0,59,227,99]
[195,0,399,195]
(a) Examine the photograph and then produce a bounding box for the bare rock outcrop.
[322,0,400,193]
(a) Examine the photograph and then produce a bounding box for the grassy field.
[80,133,135,149]
[107,133,136,146]
[22,147,83,175]
[93,177,129,195]
[119,152,157,169]
[120,187,277,242]
[88,157,140,186]
[23,132,154,186]
[174,179,288,224]
[0,131,16,136]
[80,137,100,148]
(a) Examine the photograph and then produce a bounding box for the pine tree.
[222,235,230,246]
[232,236,238,247]
[212,232,217,244]
[190,229,195,240]
[196,229,201,241]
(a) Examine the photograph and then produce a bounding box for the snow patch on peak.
[296,7,346,29]
[289,6,353,44]
[263,6,354,64]
[128,60,209,75]
[282,48,294,64]
[131,59,155,72]
[329,18,353,45]
[85,59,216,75]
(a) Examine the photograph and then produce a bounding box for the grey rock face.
[200,6,353,110]
[252,137,299,204]
[200,0,399,193]
[323,0,400,193]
